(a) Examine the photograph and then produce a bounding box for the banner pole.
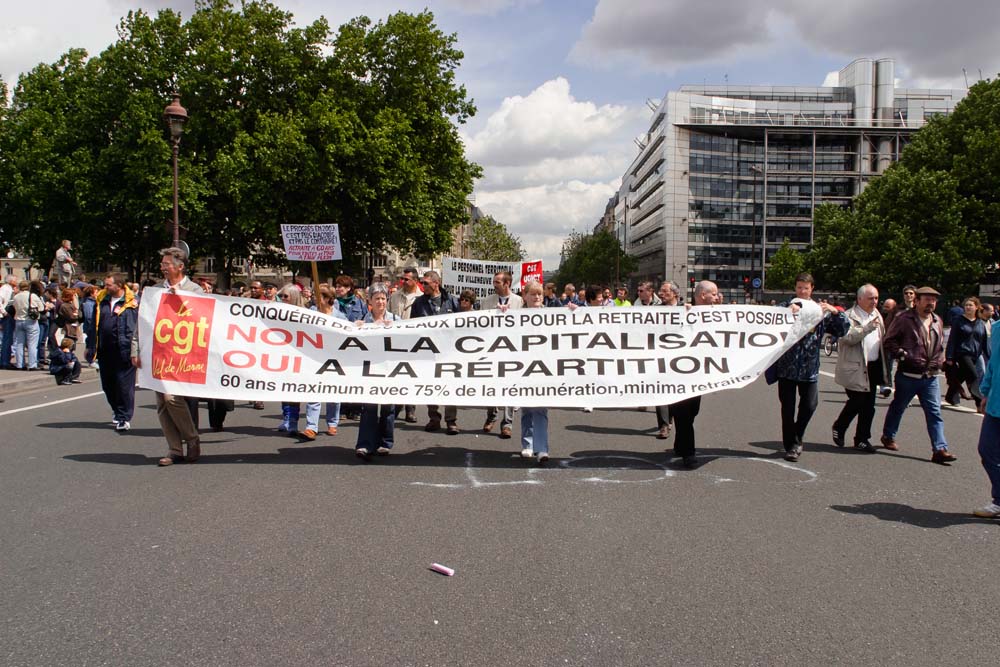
[311,261,320,290]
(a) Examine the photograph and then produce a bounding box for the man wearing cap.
[880,286,956,464]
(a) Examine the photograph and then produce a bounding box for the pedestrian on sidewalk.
[49,337,81,385]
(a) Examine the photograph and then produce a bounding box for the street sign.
[751,277,762,289]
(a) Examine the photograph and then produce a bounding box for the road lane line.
[0,391,104,417]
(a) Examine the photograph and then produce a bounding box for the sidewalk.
[0,365,99,397]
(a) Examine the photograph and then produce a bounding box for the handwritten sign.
[280,224,342,261]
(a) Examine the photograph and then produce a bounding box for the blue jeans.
[978,414,1000,504]
[0,315,13,368]
[882,373,947,451]
[357,403,394,451]
[520,408,549,454]
[304,402,341,431]
[13,320,40,369]
[37,321,49,362]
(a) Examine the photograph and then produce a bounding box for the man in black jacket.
[95,274,138,431]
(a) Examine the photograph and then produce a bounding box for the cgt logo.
[151,292,215,384]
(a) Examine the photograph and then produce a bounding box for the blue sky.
[3,0,997,269]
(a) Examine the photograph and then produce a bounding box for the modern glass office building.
[616,58,966,301]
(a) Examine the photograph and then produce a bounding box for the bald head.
[693,280,719,305]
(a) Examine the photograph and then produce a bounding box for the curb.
[0,367,100,397]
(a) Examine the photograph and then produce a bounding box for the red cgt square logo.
[151,292,215,384]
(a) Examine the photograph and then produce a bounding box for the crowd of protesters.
[4,243,1000,519]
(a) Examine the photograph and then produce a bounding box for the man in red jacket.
[879,286,955,464]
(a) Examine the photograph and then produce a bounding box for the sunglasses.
[279,294,289,300]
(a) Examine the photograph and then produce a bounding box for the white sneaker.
[115,420,131,431]
[582,407,593,413]
[973,503,1000,518]
[536,451,549,463]
[520,448,533,459]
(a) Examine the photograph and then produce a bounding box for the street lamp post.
[163,95,189,247]
[749,165,763,301]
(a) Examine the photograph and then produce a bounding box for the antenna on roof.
[724,73,728,84]
[962,68,969,87]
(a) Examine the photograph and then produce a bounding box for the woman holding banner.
[298,284,345,441]
[518,281,551,463]
[355,284,398,460]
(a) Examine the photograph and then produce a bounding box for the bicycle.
[822,333,838,357]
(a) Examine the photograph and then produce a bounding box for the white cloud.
[436,0,541,15]
[571,0,1000,86]
[465,77,649,268]
[475,180,621,269]
[821,70,839,87]
[463,77,646,167]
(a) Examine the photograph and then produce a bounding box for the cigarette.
[430,563,455,576]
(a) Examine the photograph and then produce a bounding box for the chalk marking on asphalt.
[464,451,542,488]
[819,370,835,378]
[560,455,675,484]
[0,391,104,417]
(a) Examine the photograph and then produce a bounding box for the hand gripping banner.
[136,288,823,408]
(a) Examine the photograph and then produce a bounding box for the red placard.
[151,292,215,384]
[519,260,543,287]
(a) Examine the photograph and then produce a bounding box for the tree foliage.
[765,238,806,290]
[0,0,480,282]
[466,215,524,261]
[807,77,1000,295]
[554,228,637,288]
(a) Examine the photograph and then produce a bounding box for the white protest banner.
[280,223,342,261]
[137,288,822,408]
[440,257,543,298]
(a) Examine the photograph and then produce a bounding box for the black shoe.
[832,426,845,447]
[854,440,877,453]
[784,445,802,462]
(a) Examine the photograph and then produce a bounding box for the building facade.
[616,58,966,301]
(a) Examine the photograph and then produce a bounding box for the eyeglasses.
[279,294,289,300]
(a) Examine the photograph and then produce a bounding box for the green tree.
[765,238,806,290]
[554,228,636,288]
[807,77,1000,295]
[0,1,480,283]
[466,215,524,261]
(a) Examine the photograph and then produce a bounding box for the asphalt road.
[1,357,996,666]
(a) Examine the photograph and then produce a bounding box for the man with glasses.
[390,267,423,422]
[131,247,204,467]
[411,271,461,432]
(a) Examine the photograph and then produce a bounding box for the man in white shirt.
[832,284,887,455]
[0,275,18,369]
[480,271,523,438]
